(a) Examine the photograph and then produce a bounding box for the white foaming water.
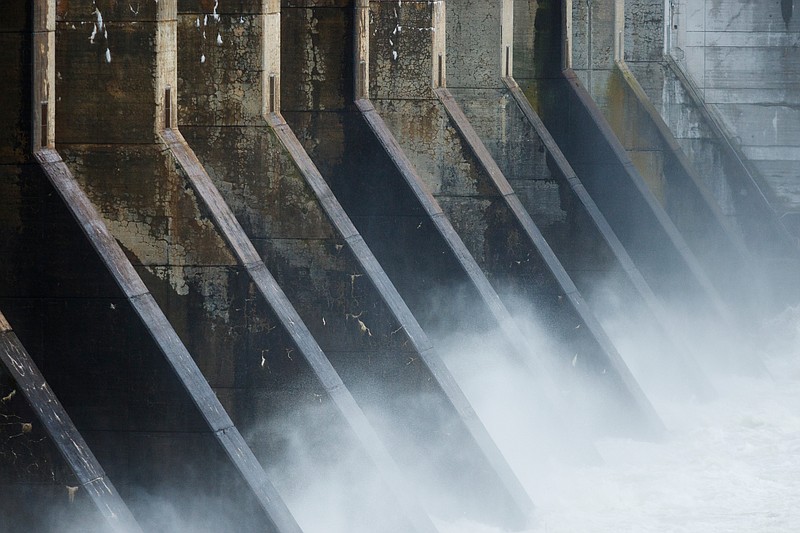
[57,309,799,532]
[437,307,800,533]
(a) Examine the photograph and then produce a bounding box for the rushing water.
[437,307,800,533]
[63,307,798,532]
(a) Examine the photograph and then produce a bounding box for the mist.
[250,275,800,533]
[259,280,800,533]
[50,280,800,533]
[433,300,800,533]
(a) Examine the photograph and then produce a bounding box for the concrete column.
[357,0,446,94]
[264,0,280,114]
[444,0,504,88]
[155,1,177,132]
[443,0,514,85]
[445,1,714,399]
[432,0,446,87]
[563,0,573,68]
[502,0,514,77]
[355,0,370,98]
[33,0,55,149]
[368,0,441,99]
[571,0,624,90]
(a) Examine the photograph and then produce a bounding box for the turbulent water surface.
[438,309,800,533]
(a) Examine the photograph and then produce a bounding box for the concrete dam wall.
[1,0,798,531]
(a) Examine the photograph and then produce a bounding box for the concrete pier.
[1,0,798,529]
[445,0,713,400]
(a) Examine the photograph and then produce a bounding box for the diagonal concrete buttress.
[625,54,800,309]
[4,1,298,531]
[281,0,603,450]
[442,0,713,401]
[351,0,663,438]
[54,0,475,530]
[51,0,470,531]
[0,311,142,533]
[174,0,532,528]
[512,0,768,374]
[622,0,800,307]
[562,10,762,318]
[595,60,764,318]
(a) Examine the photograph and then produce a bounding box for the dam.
[1,0,799,531]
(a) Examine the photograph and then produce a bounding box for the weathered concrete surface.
[282,2,548,527]
[630,60,791,247]
[625,35,800,305]
[514,0,768,374]
[49,1,310,530]
[446,0,512,89]
[191,1,535,527]
[625,0,800,307]
[445,85,622,295]
[375,87,664,420]
[512,2,665,295]
[163,128,438,533]
[360,3,574,420]
[0,161,281,531]
[600,64,759,313]
[52,1,446,531]
[6,0,797,525]
[570,0,624,83]
[361,0,664,438]
[445,1,712,399]
[624,0,664,64]
[0,312,142,533]
[668,0,800,218]
[554,0,761,315]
